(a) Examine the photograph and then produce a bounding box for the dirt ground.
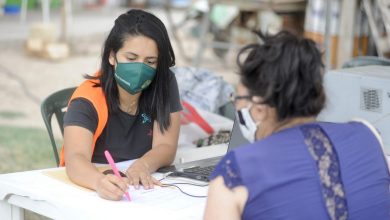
[0,7,239,135]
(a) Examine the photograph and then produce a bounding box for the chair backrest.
[41,87,76,166]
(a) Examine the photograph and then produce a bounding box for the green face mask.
[114,62,156,95]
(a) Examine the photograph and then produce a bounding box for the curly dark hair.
[237,31,325,121]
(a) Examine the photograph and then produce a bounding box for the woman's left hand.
[126,159,161,190]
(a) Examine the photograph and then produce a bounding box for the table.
[0,160,210,220]
[0,105,232,219]
[2,151,388,220]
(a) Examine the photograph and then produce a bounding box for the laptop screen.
[164,117,250,181]
[157,115,250,176]
[226,117,249,152]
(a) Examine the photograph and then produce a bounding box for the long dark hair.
[237,31,325,121]
[87,9,175,132]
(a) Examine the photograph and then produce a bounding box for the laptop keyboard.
[183,165,215,176]
[167,165,216,182]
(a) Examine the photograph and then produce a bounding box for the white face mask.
[236,106,259,143]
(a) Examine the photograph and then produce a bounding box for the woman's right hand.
[96,174,129,201]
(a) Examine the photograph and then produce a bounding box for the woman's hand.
[126,159,161,190]
[96,174,129,200]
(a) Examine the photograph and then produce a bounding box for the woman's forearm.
[140,144,177,172]
[66,154,105,190]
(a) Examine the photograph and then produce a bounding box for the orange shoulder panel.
[59,79,108,166]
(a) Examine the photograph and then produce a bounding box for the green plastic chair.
[40,87,76,166]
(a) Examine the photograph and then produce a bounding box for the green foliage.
[0,111,25,119]
[5,0,36,9]
[0,125,60,173]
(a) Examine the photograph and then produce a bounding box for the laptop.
[157,117,249,182]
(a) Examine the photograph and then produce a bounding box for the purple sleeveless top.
[210,122,390,220]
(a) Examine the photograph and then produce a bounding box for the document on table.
[128,185,207,209]
[43,160,134,191]
[81,180,207,220]
[43,166,110,192]
[117,184,207,219]
[43,159,208,219]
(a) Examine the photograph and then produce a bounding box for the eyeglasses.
[230,94,252,104]
[230,94,263,105]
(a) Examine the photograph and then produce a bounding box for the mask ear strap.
[247,103,262,127]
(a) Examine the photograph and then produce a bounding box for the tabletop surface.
[0,160,208,220]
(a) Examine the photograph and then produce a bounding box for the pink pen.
[104,150,131,201]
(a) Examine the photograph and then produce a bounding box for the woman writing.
[62,9,182,200]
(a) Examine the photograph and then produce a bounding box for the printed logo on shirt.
[141,113,151,124]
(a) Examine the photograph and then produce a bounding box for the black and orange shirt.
[63,75,182,163]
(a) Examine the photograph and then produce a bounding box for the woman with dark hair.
[204,31,390,219]
[62,9,182,200]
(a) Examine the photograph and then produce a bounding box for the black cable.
[161,184,207,198]
[157,176,166,182]
[157,176,208,198]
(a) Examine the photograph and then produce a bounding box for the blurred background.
[0,0,389,218]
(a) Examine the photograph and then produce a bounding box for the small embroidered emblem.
[141,113,151,124]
